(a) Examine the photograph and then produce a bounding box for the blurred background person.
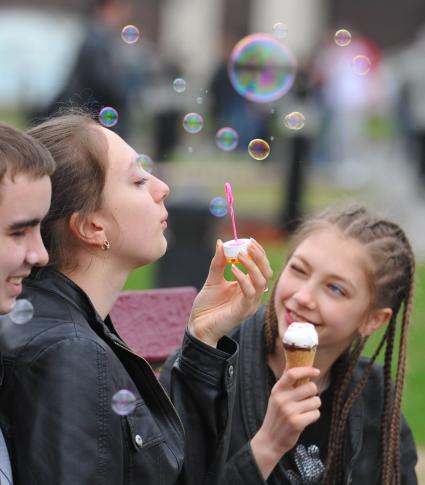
[396,25,425,191]
[33,0,134,137]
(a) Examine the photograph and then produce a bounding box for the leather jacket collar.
[28,266,127,347]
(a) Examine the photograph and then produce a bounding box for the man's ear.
[69,212,106,249]
[359,307,393,337]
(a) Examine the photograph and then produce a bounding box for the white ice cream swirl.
[283,322,318,348]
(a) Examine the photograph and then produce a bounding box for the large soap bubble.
[182,113,204,134]
[248,139,270,160]
[9,299,34,325]
[121,25,140,44]
[228,33,296,103]
[112,390,136,416]
[215,127,239,151]
[209,197,229,217]
[99,107,118,127]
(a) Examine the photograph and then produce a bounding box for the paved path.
[365,140,425,258]
[328,140,425,258]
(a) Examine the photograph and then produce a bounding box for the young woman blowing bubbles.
[0,110,272,485]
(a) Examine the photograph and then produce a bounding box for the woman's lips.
[285,308,320,327]
[6,279,23,297]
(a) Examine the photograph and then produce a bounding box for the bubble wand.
[224,182,238,243]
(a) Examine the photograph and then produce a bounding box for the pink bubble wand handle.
[224,182,238,242]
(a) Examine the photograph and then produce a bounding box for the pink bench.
[110,287,197,371]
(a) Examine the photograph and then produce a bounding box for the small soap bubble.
[9,299,34,325]
[112,390,136,416]
[121,25,140,44]
[334,29,352,47]
[99,107,118,127]
[351,55,371,75]
[173,78,186,93]
[215,127,239,151]
[196,96,203,104]
[209,197,229,217]
[270,136,275,141]
[284,111,305,130]
[248,139,270,160]
[135,154,153,173]
[188,146,194,153]
[228,33,296,103]
[183,112,204,134]
[272,22,288,39]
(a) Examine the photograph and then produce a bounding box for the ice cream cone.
[283,346,317,387]
[282,322,318,388]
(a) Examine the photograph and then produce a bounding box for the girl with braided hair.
[161,205,418,484]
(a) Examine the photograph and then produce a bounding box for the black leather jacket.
[0,267,238,485]
[161,308,418,485]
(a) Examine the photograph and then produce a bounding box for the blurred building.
[0,0,423,110]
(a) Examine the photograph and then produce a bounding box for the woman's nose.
[293,283,317,309]
[152,176,170,201]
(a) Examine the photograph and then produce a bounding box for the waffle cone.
[284,346,317,387]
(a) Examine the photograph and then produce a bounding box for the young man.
[0,122,55,484]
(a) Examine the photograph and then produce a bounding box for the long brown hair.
[264,205,415,485]
[27,110,108,271]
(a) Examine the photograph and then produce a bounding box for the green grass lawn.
[401,263,425,446]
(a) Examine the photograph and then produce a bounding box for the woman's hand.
[188,238,272,347]
[250,367,321,479]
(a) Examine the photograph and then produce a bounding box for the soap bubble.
[173,78,186,93]
[248,139,270,160]
[272,22,288,39]
[112,390,136,416]
[196,96,203,104]
[209,197,229,217]
[135,154,153,173]
[183,112,204,134]
[351,55,371,75]
[9,299,34,325]
[334,29,352,47]
[99,107,118,127]
[215,127,239,151]
[284,111,305,130]
[228,33,297,103]
[121,25,140,44]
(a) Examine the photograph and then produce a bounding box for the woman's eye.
[290,264,305,274]
[328,283,345,296]
[135,178,147,187]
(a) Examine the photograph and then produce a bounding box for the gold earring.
[102,240,110,251]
